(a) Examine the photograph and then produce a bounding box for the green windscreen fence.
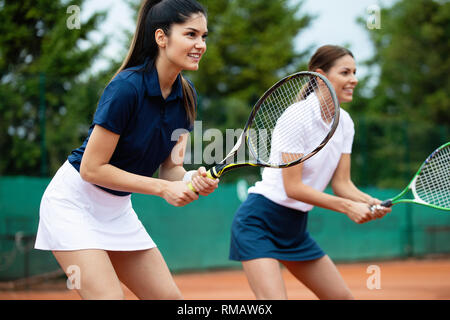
[1,177,449,281]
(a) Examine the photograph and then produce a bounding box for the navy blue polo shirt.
[68,62,195,196]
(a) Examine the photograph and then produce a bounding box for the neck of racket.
[380,177,416,207]
[209,131,256,179]
[379,142,450,211]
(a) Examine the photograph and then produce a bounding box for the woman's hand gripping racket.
[371,142,450,212]
[187,71,341,192]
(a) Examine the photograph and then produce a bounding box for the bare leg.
[281,255,354,300]
[242,258,287,300]
[53,249,124,300]
[108,248,182,300]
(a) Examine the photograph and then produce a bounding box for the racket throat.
[209,165,221,179]
[381,199,393,207]
[207,163,229,179]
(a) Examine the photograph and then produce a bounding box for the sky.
[81,0,398,77]
[81,0,135,72]
[295,0,397,75]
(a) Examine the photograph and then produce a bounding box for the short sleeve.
[342,112,355,154]
[93,80,138,135]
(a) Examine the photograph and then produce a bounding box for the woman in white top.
[229,45,391,300]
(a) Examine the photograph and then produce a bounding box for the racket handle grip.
[187,169,216,193]
[380,199,393,207]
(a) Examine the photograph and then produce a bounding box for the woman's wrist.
[183,170,197,182]
[149,177,170,198]
[337,197,354,214]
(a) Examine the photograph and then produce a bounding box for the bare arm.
[282,162,355,215]
[282,153,388,223]
[80,125,197,206]
[331,154,376,205]
[159,133,190,182]
[159,132,219,196]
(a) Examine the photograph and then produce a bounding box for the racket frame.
[380,142,450,211]
[207,71,340,179]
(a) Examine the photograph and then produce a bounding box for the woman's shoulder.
[114,67,144,86]
[338,108,355,137]
[339,107,354,125]
[105,71,142,99]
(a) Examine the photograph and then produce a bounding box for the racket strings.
[415,145,450,209]
[249,75,337,166]
[253,78,319,164]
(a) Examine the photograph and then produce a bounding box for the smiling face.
[321,54,358,103]
[156,13,208,72]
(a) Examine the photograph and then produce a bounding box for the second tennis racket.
[188,71,341,191]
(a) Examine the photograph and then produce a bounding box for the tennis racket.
[187,71,340,192]
[371,142,450,211]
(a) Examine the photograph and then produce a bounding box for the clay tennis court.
[1,258,449,300]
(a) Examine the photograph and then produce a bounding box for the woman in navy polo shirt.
[35,0,216,299]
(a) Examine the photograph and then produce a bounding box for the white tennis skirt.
[35,161,156,251]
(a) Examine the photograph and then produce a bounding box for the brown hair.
[298,45,355,101]
[308,45,354,72]
[112,0,206,125]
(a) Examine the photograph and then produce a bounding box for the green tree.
[190,0,313,130]
[0,0,109,176]
[363,0,450,125]
[188,0,314,182]
[125,0,314,182]
[348,0,450,188]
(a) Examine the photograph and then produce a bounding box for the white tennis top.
[248,95,355,212]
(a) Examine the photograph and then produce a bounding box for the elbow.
[284,182,297,199]
[79,161,96,183]
[331,179,349,197]
[158,165,166,180]
[331,181,339,196]
[281,169,304,199]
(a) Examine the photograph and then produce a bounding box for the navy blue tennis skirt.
[229,193,325,261]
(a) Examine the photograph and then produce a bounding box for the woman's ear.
[155,29,167,48]
[314,68,326,76]
[314,68,328,88]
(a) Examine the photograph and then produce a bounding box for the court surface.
[1,258,449,300]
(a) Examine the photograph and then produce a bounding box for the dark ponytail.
[112,0,207,124]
